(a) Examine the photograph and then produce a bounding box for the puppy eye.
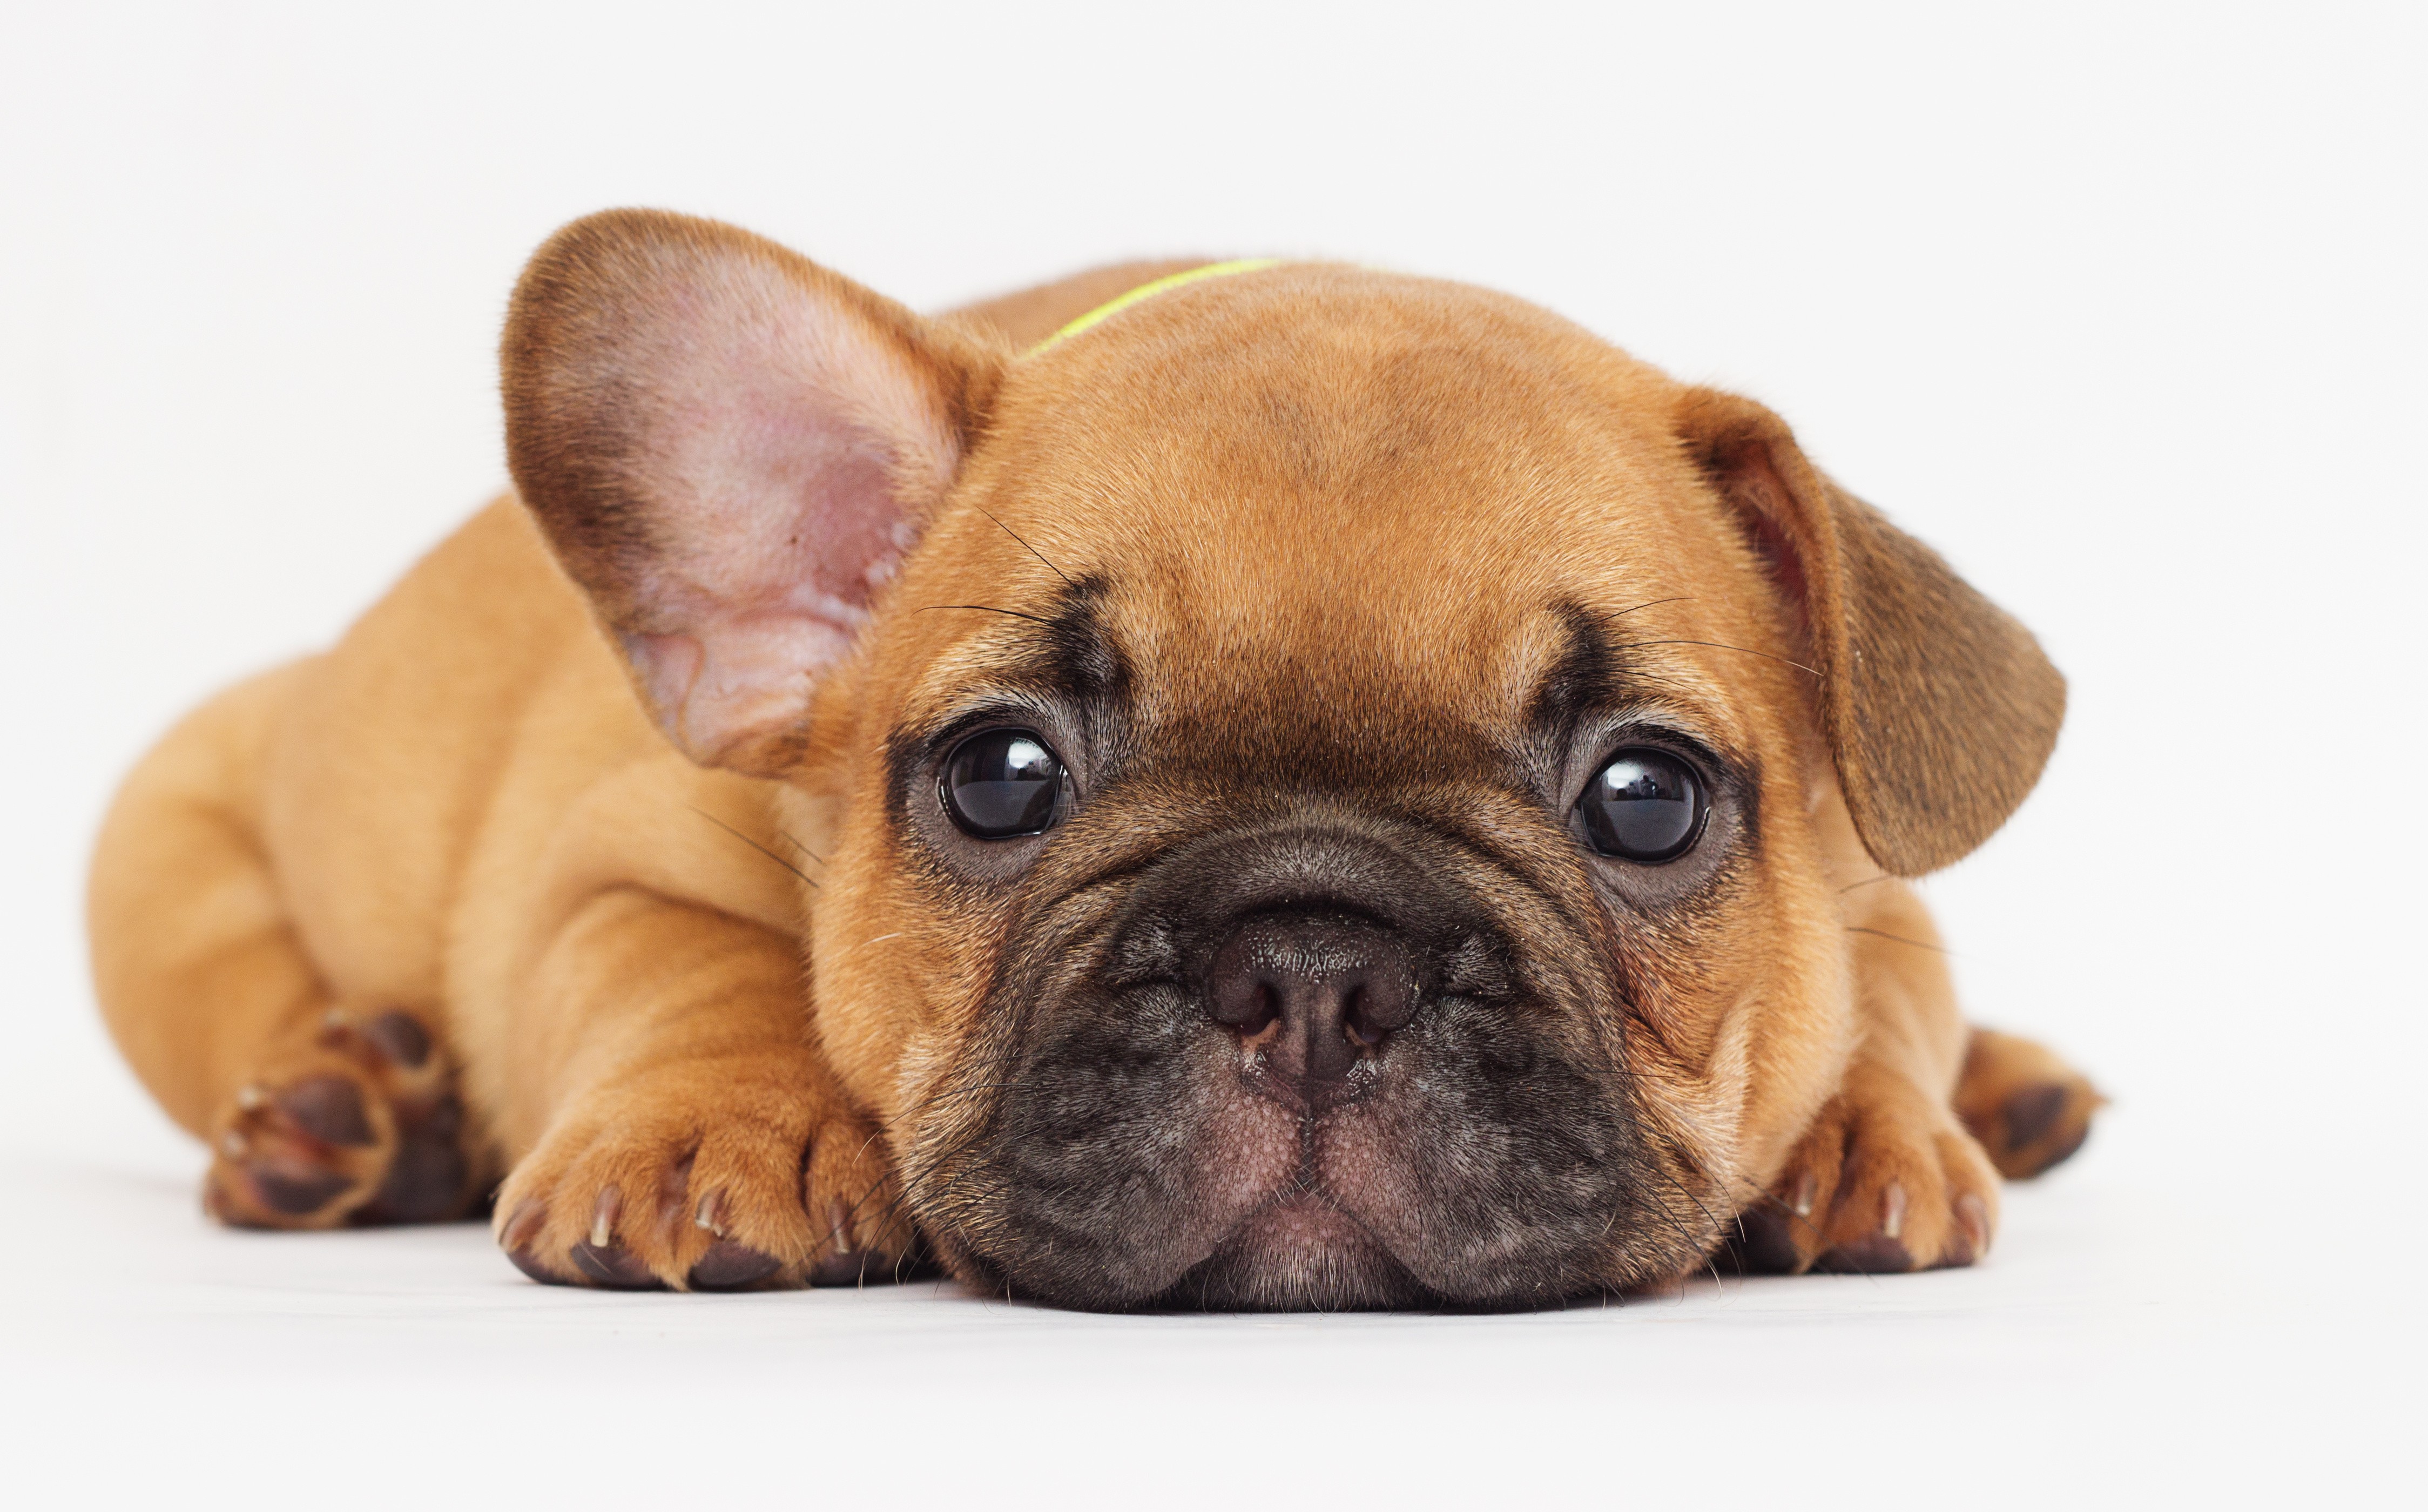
[1574,748,1707,863]
[941,729,1067,839]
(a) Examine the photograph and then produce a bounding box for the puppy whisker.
[1609,595,1696,620]
[1845,925,1950,955]
[686,806,818,888]
[916,603,1056,627]
[1616,638,1822,678]
[975,506,1075,590]
[1629,1138,1732,1273]
[774,827,827,865]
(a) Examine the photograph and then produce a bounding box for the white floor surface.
[0,1095,2397,1508]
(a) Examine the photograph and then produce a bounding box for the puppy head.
[504,211,2062,1309]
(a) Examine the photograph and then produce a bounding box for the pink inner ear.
[608,258,957,767]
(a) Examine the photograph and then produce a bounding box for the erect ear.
[1673,387,2066,876]
[502,208,1003,774]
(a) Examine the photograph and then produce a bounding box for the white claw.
[589,1210,612,1248]
[1791,1173,1817,1218]
[220,1131,246,1158]
[235,1084,265,1111]
[693,1194,725,1236]
[1881,1184,1908,1240]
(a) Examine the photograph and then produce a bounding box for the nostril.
[1214,975,1283,1040]
[1248,983,1280,1038]
[1343,985,1384,1047]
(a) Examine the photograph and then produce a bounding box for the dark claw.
[1933,1193,1989,1269]
[569,1240,663,1290]
[499,1198,547,1251]
[251,1162,354,1216]
[275,1075,374,1146]
[362,1011,432,1069]
[1815,1232,1914,1273]
[1727,1203,1806,1274]
[689,1240,784,1292]
[497,1199,563,1280]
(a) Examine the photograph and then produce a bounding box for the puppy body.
[89,219,2097,1302]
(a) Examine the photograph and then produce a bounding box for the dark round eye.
[1574,748,1707,863]
[941,728,1066,839]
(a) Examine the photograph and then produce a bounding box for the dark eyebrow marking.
[913,577,1124,697]
[1523,601,1627,745]
[1520,599,1758,771]
[1040,573,1127,706]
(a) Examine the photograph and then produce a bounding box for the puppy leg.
[1954,1027,2105,1178]
[1731,881,2012,1275]
[90,665,485,1227]
[490,888,907,1292]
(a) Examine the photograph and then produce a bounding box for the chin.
[1151,1196,1427,1312]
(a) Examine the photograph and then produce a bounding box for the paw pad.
[204,1007,476,1230]
[1977,1082,2099,1177]
[1953,1028,2106,1180]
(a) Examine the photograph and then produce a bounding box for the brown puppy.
[86,210,2101,1306]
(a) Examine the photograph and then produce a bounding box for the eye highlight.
[941,728,1067,839]
[1574,748,1707,863]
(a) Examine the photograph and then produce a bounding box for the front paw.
[492,1052,912,1292]
[1730,1066,1999,1275]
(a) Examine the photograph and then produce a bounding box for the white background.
[2,2,2419,1504]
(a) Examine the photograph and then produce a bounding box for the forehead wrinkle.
[940,269,1788,770]
[984,282,1686,579]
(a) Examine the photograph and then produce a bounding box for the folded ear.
[1674,387,2066,875]
[502,209,1003,774]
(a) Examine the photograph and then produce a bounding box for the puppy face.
[504,214,2062,1309]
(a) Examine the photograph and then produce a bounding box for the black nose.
[1206,913,1420,1096]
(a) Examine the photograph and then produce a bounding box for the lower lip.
[1229,1191,1373,1254]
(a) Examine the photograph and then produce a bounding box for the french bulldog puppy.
[87,211,2100,1307]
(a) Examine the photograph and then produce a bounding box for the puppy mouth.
[903,812,1683,1312]
[1154,1187,1418,1312]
